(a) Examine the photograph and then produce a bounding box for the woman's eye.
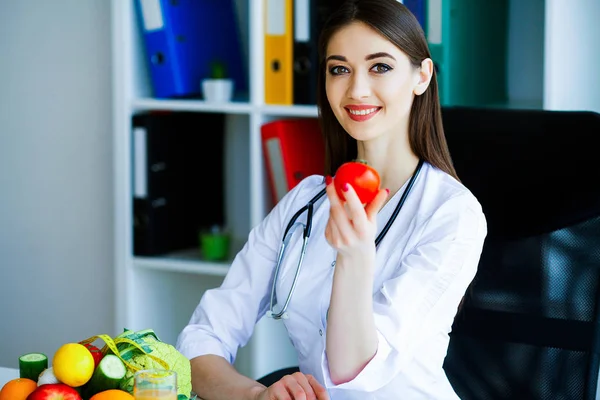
[329,65,349,75]
[371,63,392,74]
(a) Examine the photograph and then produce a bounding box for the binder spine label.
[265,138,289,202]
[140,0,164,31]
[133,127,148,199]
[428,0,442,44]
[266,0,286,35]
[294,0,310,42]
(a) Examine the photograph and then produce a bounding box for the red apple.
[27,383,82,400]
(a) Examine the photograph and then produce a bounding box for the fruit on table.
[333,159,381,204]
[112,329,191,398]
[26,383,81,400]
[89,389,134,400]
[37,368,60,386]
[19,353,48,382]
[82,344,104,369]
[0,377,37,400]
[52,343,95,387]
[80,354,127,399]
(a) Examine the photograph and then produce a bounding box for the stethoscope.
[266,159,424,320]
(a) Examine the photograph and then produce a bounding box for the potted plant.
[201,59,234,103]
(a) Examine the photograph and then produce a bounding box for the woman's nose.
[346,72,371,100]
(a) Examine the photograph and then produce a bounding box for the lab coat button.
[319,329,323,336]
[331,261,336,267]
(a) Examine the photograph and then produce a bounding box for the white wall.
[0,1,113,367]
[544,0,600,112]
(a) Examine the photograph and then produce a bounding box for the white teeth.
[348,107,378,116]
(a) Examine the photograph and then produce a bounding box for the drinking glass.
[134,369,178,400]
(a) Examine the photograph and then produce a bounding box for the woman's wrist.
[248,383,267,400]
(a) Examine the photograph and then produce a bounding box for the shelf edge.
[133,257,230,277]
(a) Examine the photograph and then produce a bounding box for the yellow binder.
[264,0,293,105]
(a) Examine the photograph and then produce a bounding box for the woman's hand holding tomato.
[324,173,389,259]
[333,160,381,205]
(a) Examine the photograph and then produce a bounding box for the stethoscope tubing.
[268,159,424,320]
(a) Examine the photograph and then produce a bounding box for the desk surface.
[0,367,19,386]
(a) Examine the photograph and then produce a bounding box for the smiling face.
[325,21,422,143]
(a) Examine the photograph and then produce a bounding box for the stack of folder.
[264,0,340,106]
[132,111,226,256]
[135,0,247,99]
[263,0,508,108]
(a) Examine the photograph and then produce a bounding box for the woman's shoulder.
[420,162,484,217]
[413,163,487,241]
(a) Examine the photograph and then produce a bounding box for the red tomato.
[82,343,104,369]
[334,160,381,204]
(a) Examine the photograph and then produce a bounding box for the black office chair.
[441,106,600,400]
[257,366,301,387]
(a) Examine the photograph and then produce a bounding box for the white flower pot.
[201,78,234,103]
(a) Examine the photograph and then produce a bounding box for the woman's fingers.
[307,375,330,399]
[337,183,367,222]
[289,372,318,399]
[364,188,389,221]
[325,176,387,248]
[281,374,308,399]
[325,180,355,244]
[263,372,329,399]
[265,379,293,399]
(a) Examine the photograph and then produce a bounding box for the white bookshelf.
[111,0,599,383]
[111,0,310,380]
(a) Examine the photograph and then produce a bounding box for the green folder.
[426,0,509,107]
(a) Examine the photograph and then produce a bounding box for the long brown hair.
[317,0,458,181]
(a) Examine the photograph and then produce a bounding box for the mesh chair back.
[440,107,600,400]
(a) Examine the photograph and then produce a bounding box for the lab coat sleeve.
[176,177,322,364]
[324,192,487,392]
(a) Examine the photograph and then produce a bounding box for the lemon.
[52,342,95,387]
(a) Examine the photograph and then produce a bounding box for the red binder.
[261,118,325,205]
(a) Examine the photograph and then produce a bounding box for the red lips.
[345,105,381,121]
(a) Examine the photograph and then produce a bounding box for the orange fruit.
[90,389,135,400]
[52,342,95,387]
[0,377,37,400]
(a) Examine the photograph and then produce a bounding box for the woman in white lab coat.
[177,0,487,399]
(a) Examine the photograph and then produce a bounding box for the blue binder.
[134,0,247,99]
[403,0,426,31]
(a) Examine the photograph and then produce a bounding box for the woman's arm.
[324,182,389,384]
[323,179,487,392]
[190,355,265,400]
[191,355,330,400]
[326,251,379,384]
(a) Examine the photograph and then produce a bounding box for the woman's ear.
[413,58,434,96]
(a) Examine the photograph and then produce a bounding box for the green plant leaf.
[209,60,227,79]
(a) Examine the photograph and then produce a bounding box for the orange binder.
[264,0,294,105]
[261,118,325,205]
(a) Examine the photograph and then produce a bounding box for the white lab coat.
[177,162,487,399]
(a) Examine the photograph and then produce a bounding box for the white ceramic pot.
[201,78,234,103]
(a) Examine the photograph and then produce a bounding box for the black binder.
[292,0,338,105]
[132,111,225,256]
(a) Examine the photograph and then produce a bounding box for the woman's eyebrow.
[365,52,396,61]
[326,55,347,62]
[325,52,397,63]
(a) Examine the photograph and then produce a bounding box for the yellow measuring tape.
[79,333,170,372]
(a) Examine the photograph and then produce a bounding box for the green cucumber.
[81,354,127,398]
[19,352,48,382]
